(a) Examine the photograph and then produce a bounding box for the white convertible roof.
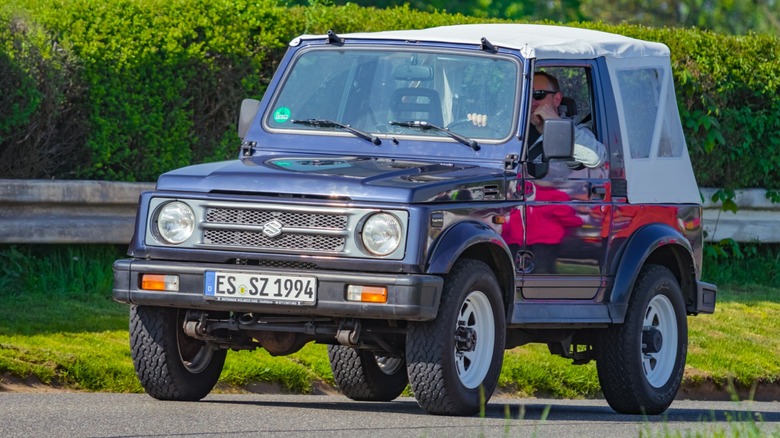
[297,24,670,60]
[294,24,700,204]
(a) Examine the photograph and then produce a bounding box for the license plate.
[204,271,317,305]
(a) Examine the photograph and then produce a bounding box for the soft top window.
[265,47,520,142]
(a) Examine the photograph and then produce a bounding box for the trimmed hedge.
[1,0,779,189]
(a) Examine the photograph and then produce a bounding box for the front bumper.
[113,259,443,321]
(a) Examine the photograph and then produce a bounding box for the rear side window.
[615,67,684,160]
[616,68,660,159]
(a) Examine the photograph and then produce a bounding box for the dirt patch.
[676,380,780,402]
[0,373,73,393]
[3,372,778,402]
[212,379,340,396]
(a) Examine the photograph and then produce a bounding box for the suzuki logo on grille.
[262,219,284,238]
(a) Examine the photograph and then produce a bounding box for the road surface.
[1,393,778,437]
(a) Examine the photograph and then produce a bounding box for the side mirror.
[542,118,574,160]
[526,119,575,178]
[238,99,261,140]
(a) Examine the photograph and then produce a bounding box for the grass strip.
[0,244,778,398]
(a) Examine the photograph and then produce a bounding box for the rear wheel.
[596,265,687,414]
[406,259,506,416]
[328,345,408,401]
[130,305,226,401]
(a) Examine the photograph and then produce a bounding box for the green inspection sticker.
[273,107,291,123]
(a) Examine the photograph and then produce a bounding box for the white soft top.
[296,24,670,60]
[294,24,700,205]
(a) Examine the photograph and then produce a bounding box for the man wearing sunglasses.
[469,71,606,168]
[529,71,606,169]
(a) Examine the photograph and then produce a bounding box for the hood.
[155,156,505,203]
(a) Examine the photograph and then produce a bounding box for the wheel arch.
[607,223,697,323]
[426,221,515,318]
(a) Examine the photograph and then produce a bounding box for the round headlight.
[361,212,403,256]
[156,201,195,244]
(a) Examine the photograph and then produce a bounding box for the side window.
[535,66,607,179]
[540,66,596,131]
[615,68,662,159]
[656,81,685,158]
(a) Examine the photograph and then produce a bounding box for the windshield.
[265,47,520,142]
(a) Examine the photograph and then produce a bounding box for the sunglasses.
[532,90,558,100]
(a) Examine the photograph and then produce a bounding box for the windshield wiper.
[291,118,381,145]
[389,120,480,151]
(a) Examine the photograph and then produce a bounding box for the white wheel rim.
[642,294,678,388]
[454,290,495,389]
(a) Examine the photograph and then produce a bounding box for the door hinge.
[240,141,256,157]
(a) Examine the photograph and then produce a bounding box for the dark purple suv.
[114,23,717,416]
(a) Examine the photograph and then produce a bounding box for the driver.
[470,71,607,168]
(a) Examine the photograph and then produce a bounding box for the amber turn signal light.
[141,274,179,291]
[346,285,387,303]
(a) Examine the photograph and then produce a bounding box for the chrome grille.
[201,206,348,253]
[203,229,345,251]
[146,198,408,260]
[206,208,346,229]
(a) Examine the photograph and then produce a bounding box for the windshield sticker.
[273,107,291,123]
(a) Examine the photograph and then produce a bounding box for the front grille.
[256,260,319,270]
[146,198,408,260]
[233,259,321,270]
[204,229,345,251]
[206,208,347,229]
[201,206,348,253]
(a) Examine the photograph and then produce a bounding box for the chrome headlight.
[361,212,403,256]
[156,201,195,244]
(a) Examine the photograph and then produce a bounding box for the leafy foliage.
[289,0,780,36]
[1,0,779,188]
[0,12,89,179]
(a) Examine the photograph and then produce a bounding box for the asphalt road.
[1,393,779,437]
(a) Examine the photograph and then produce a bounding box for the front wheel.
[596,265,688,414]
[406,259,506,416]
[130,305,226,401]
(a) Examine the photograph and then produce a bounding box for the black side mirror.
[238,99,261,140]
[542,118,574,159]
[526,119,574,178]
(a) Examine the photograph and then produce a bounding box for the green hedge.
[1,0,779,189]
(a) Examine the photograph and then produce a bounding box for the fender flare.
[607,223,694,322]
[426,221,515,315]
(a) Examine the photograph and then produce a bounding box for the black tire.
[130,305,226,401]
[596,264,688,415]
[327,345,408,401]
[406,259,506,416]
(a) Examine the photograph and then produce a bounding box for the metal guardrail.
[0,180,777,244]
[0,179,154,244]
[700,188,780,243]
